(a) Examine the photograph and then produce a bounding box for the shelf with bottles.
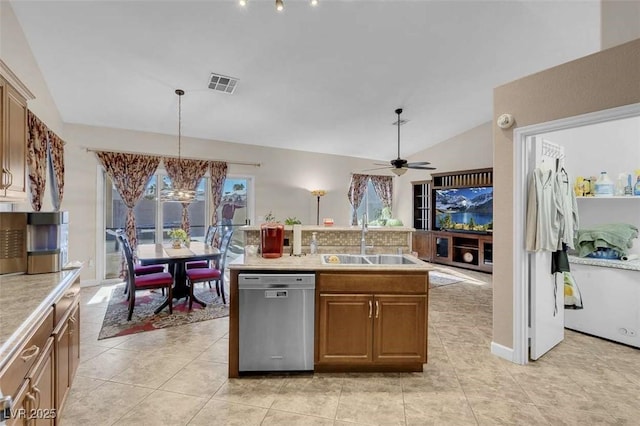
[576,196,640,199]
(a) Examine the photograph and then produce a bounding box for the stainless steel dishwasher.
[238,273,315,372]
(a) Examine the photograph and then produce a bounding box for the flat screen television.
[434,187,493,232]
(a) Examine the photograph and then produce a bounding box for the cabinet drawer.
[53,280,80,327]
[318,272,428,293]
[0,308,53,399]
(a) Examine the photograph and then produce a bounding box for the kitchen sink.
[321,254,420,265]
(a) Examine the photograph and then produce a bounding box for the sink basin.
[367,254,420,265]
[321,254,420,265]
[321,254,371,265]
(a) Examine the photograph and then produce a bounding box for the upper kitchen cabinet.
[0,61,34,202]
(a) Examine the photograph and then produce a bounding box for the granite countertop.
[229,253,433,272]
[568,255,640,272]
[0,268,82,367]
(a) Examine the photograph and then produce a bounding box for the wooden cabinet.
[430,231,493,273]
[6,337,55,426]
[412,180,431,230]
[412,230,432,261]
[315,272,428,372]
[317,293,427,368]
[54,300,80,411]
[0,273,81,425]
[0,75,28,201]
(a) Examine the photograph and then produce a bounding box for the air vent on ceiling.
[208,73,238,94]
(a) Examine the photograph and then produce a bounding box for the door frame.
[511,102,640,365]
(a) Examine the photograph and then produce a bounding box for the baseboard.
[80,278,123,288]
[491,341,516,363]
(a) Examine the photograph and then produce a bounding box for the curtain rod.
[82,147,261,167]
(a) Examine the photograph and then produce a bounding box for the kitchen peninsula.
[227,253,432,378]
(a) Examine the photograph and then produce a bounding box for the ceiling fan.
[368,108,436,176]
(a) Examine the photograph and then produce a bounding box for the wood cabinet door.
[373,295,427,363]
[412,231,432,261]
[68,303,80,384]
[28,337,55,426]
[6,381,30,426]
[54,317,70,410]
[2,83,27,199]
[317,294,373,364]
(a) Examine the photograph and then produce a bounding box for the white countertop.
[229,253,433,272]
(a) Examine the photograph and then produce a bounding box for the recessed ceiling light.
[276,0,284,12]
[239,0,247,6]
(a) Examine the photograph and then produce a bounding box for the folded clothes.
[575,223,639,257]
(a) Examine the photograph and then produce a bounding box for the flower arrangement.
[169,228,188,248]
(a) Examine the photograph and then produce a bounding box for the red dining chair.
[185,225,218,270]
[185,230,234,308]
[116,231,167,296]
[120,235,175,321]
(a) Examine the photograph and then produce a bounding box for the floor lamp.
[311,190,326,225]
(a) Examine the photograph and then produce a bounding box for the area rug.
[429,271,465,288]
[98,284,229,340]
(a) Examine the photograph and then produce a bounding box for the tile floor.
[61,266,640,425]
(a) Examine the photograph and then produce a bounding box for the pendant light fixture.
[275,0,284,12]
[160,89,196,203]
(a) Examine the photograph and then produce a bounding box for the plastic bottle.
[615,173,626,196]
[310,232,318,254]
[594,171,614,197]
[635,170,640,196]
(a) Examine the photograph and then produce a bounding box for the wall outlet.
[628,329,637,337]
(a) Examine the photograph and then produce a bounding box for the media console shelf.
[424,167,493,273]
[433,231,493,273]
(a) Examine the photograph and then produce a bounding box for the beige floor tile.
[58,381,153,426]
[467,398,547,425]
[113,389,208,425]
[187,399,267,425]
[404,392,477,425]
[212,376,286,408]
[261,410,335,425]
[61,270,639,425]
[160,360,228,397]
[75,347,140,380]
[195,338,229,364]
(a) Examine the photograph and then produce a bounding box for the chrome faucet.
[360,212,368,255]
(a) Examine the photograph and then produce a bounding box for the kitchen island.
[228,253,432,377]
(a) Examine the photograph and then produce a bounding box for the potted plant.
[169,228,188,248]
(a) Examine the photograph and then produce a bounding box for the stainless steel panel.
[239,273,315,372]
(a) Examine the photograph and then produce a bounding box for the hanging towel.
[564,271,583,310]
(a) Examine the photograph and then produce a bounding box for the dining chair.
[185,225,218,270]
[120,235,175,320]
[185,229,234,308]
[116,231,167,297]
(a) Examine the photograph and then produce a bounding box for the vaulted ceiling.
[10,0,601,161]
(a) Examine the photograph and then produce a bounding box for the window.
[353,179,384,225]
[102,171,253,280]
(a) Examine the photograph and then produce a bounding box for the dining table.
[137,241,221,311]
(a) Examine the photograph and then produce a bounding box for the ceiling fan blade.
[407,161,431,166]
[362,166,392,172]
[373,162,392,166]
[408,165,437,170]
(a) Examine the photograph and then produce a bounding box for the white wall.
[64,124,382,282]
[601,0,640,49]
[394,122,494,227]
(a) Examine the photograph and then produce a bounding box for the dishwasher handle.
[239,283,314,290]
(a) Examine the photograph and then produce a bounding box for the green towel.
[575,223,639,257]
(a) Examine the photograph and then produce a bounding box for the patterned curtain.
[26,111,48,211]
[95,151,160,251]
[47,131,65,211]
[163,157,209,237]
[370,175,393,209]
[347,173,370,225]
[209,161,228,226]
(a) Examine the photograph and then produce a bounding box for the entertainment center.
[412,167,493,273]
